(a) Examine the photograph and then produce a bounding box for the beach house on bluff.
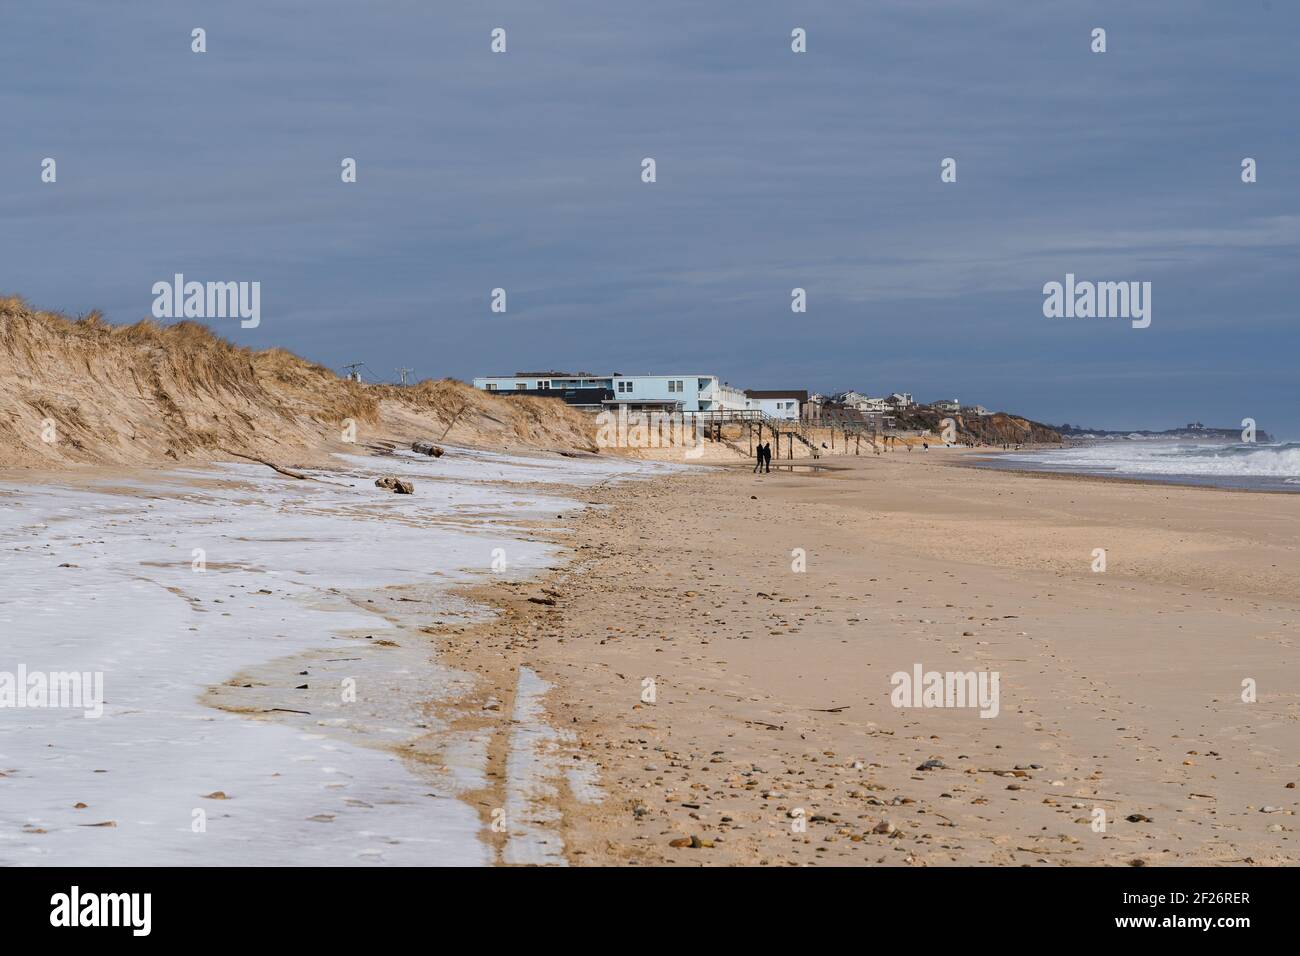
[473,373,806,419]
[743,389,807,420]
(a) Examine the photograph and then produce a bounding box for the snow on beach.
[0,447,679,866]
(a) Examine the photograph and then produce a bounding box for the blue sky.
[2,1,1295,433]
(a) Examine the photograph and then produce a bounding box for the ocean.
[975,440,1300,492]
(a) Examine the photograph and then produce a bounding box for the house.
[886,392,914,409]
[854,396,891,413]
[932,399,961,414]
[472,372,751,414]
[744,389,807,421]
[802,394,826,423]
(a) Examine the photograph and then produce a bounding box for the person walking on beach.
[761,441,772,473]
[754,441,766,474]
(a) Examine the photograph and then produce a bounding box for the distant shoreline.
[966,440,1300,494]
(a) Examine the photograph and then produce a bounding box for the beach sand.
[435,448,1300,866]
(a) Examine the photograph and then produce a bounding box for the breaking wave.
[992,441,1300,489]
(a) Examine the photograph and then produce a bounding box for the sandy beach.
[431,448,1299,866]
[6,443,1294,868]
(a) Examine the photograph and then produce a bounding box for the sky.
[1,0,1295,434]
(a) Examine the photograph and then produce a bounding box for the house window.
[668,380,684,393]
[515,383,526,390]
[485,384,496,391]
[539,381,550,390]
[617,381,634,393]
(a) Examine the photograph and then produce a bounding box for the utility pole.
[342,363,364,383]
[395,367,413,386]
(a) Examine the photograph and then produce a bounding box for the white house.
[855,396,891,413]
[932,399,961,413]
[472,372,751,414]
[744,389,806,420]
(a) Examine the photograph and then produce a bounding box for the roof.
[512,371,600,377]
[744,389,809,402]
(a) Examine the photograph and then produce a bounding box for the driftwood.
[375,476,414,494]
[220,449,351,487]
[438,401,469,442]
[221,450,313,480]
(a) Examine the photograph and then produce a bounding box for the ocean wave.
[1002,442,1300,479]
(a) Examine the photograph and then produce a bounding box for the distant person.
[760,441,772,472]
[754,442,764,474]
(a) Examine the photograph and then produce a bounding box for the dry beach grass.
[0,296,597,468]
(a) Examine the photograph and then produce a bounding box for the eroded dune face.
[0,296,598,469]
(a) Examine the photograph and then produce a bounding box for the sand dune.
[0,296,597,469]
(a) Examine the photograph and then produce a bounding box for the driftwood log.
[411,441,444,457]
[375,476,414,494]
[221,450,313,480]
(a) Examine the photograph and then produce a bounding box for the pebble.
[668,834,713,849]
